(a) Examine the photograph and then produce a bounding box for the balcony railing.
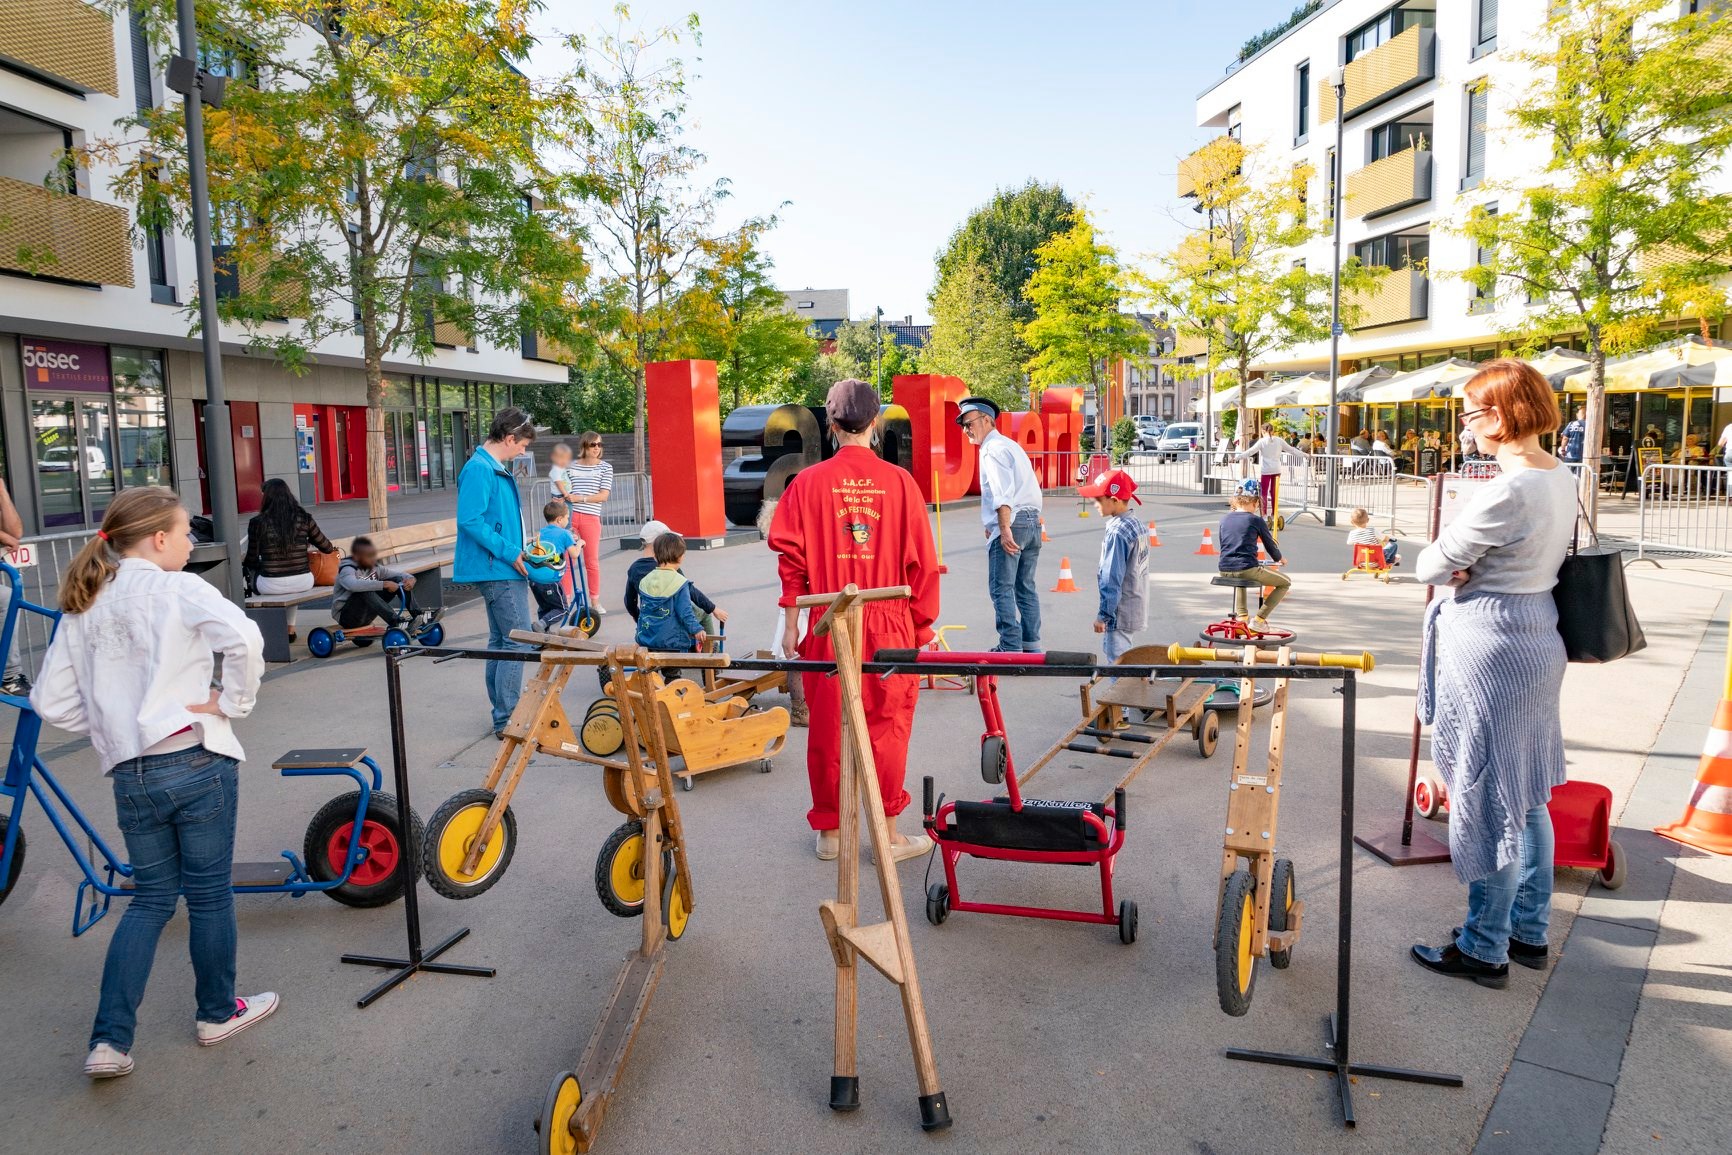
[1349,267,1429,329]
[1177,142,1242,200]
[521,330,576,365]
[1346,148,1433,220]
[0,0,119,96]
[0,176,133,287]
[1320,26,1435,124]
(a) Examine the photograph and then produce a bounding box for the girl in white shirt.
[31,487,276,1079]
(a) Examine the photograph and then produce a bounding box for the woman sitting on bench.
[243,478,337,643]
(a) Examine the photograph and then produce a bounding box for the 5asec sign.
[21,339,111,393]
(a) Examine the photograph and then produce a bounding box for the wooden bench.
[245,518,459,662]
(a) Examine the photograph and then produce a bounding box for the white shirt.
[976,429,1043,533]
[32,558,265,771]
[1372,438,1394,456]
[1236,434,1301,476]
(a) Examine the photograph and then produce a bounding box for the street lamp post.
[167,0,243,601]
[1323,68,1348,527]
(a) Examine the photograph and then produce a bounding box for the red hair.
[1463,359,1560,442]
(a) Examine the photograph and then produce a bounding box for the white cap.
[639,519,672,542]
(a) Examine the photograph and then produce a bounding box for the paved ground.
[1,488,1728,1154]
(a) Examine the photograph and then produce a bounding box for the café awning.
[1559,337,1732,393]
[1359,358,1482,403]
[1244,373,1331,409]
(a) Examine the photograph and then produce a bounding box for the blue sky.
[529,1,1302,324]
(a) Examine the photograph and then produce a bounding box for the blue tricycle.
[306,585,446,659]
[0,561,421,931]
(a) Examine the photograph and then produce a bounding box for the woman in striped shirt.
[554,431,613,612]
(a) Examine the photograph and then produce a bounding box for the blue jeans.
[477,579,531,730]
[1459,802,1554,966]
[91,748,240,1052]
[987,510,1042,652]
[1101,627,1135,663]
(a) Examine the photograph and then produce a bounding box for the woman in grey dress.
[1411,360,1578,988]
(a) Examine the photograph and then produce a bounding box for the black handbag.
[1554,495,1646,663]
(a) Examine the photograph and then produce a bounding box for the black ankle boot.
[1410,940,1509,988]
[1453,926,1549,970]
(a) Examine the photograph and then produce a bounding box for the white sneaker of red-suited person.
[196,992,280,1047]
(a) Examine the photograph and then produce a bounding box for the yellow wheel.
[581,709,624,757]
[663,852,691,941]
[421,788,516,900]
[595,820,646,917]
[536,1070,582,1155]
[1215,868,1258,1016]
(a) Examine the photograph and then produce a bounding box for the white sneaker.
[592,603,608,615]
[196,992,280,1047]
[84,1043,133,1079]
[816,830,839,861]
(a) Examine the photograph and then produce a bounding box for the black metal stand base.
[1226,1015,1462,1126]
[342,927,497,1008]
[1354,828,1452,866]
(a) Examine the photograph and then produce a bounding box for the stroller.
[526,540,601,637]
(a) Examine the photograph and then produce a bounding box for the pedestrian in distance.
[31,487,273,1079]
[559,432,613,614]
[1234,426,1303,520]
[1560,406,1586,464]
[455,407,536,740]
[957,396,1044,652]
[1078,467,1148,664]
[1410,360,1577,988]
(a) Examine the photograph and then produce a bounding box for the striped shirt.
[553,460,614,517]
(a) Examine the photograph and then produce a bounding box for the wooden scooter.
[1168,643,1376,1017]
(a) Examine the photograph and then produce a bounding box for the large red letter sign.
[1039,387,1084,488]
[893,374,976,503]
[646,360,727,538]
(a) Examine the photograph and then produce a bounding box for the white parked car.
[1153,422,1202,460]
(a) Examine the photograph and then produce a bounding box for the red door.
[194,400,267,514]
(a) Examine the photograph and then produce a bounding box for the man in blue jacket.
[456,407,535,736]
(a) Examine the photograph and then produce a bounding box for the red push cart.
[1412,776,1627,890]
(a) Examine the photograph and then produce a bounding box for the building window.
[1463,82,1488,189]
[1470,203,1497,314]
[128,4,155,112]
[112,347,172,489]
[1369,108,1433,159]
[145,222,174,304]
[1475,0,1498,56]
[1353,230,1430,269]
[1296,62,1311,142]
[1346,3,1437,62]
[1227,104,1243,140]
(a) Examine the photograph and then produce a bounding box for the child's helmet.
[524,540,566,585]
[1236,478,1262,498]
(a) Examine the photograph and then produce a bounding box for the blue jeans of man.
[91,748,240,1052]
[987,509,1042,652]
[1458,801,1554,966]
[477,579,531,730]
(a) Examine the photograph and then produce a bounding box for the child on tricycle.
[1218,479,1290,636]
[332,536,433,633]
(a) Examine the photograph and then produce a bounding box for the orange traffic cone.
[1195,529,1218,556]
[1051,557,1079,593]
[1041,518,1052,543]
[1257,542,1269,564]
[1147,520,1162,547]
[1656,698,1732,855]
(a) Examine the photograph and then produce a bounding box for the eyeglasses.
[1461,406,1494,424]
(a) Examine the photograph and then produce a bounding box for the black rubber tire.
[925,882,949,926]
[1196,710,1220,758]
[576,610,601,638]
[1216,869,1259,1017]
[302,791,422,908]
[1118,899,1138,945]
[0,815,24,908]
[980,735,1007,785]
[595,820,646,918]
[352,635,375,648]
[1600,840,1627,890]
[421,788,517,900]
[536,1070,582,1154]
[662,851,690,941]
[1268,858,1296,970]
[580,709,625,757]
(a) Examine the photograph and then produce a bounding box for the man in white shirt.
[1235,428,1303,519]
[958,397,1044,651]
[1372,430,1394,457]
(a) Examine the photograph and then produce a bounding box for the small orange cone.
[1257,542,1269,564]
[1051,557,1079,593]
[1656,698,1732,855]
[1148,520,1162,547]
[1041,518,1052,543]
[1195,529,1218,556]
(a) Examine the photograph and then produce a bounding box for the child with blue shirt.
[532,499,584,625]
[1077,468,1149,662]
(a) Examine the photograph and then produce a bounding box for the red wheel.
[1414,778,1442,820]
[327,818,401,888]
[303,792,422,907]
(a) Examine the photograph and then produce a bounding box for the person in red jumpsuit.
[769,378,941,863]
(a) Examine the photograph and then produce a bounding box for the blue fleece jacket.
[454,446,526,584]
[635,567,704,652]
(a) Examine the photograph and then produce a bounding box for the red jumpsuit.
[768,446,940,831]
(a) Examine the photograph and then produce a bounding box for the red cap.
[1079,468,1141,504]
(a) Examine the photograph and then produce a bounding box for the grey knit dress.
[1416,465,1577,884]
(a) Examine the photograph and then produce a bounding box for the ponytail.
[60,487,186,614]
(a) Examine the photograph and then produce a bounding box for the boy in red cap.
[1079,468,1149,663]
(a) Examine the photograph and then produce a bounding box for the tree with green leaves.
[1142,135,1367,440]
[933,180,1075,328]
[685,221,816,414]
[922,259,1024,411]
[1021,211,1147,429]
[561,7,720,474]
[1458,0,1732,523]
[112,0,590,531]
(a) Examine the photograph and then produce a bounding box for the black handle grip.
[875,649,920,663]
[923,775,935,819]
[1115,787,1127,831]
[1045,650,1098,666]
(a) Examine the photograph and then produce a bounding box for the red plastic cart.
[1412,776,1627,889]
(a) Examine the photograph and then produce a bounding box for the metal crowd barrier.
[1282,455,1398,532]
[1637,464,1732,560]
[523,472,654,544]
[4,528,96,675]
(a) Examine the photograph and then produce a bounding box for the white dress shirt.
[976,429,1044,534]
[32,558,265,771]
[1236,434,1301,476]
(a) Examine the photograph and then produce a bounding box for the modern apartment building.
[1181,0,1731,384]
[0,2,569,534]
